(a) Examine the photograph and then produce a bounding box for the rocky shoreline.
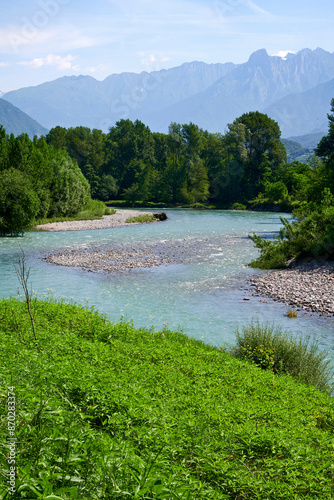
[248,261,334,316]
[45,243,182,273]
[34,209,157,232]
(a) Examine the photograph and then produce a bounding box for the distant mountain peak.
[248,48,269,65]
[273,50,295,60]
[3,47,334,138]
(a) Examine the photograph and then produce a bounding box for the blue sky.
[0,0,333,92]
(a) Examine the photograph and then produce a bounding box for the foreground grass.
[0,299,334,499]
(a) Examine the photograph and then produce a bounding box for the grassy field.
[0,298,333,499]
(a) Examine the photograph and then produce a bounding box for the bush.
[0,168,40,236]
[231,202,246,210]
[49,156,91,216]
[264,181,288,202]
[249,188,334,268]
[125,214,155,223]
[233,321,332,392]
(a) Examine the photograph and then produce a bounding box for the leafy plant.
[234,320,332,392]
[125,214,156,224]
[286,309,298,318]
[1,299,334,498]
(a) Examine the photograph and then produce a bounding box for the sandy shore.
[248,261,334,316]
[34,209,156,232]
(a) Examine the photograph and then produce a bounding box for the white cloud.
[272,50,295,59]
[85,63,108,73]
[0,62,9,67]
[140,53,171,69]
[241,0,274,18]
[19,54,79,71]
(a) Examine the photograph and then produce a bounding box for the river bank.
[248,260,334,316]
[1,297,332,498]
[34,209,156,232]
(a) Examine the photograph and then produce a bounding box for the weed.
[234,320,332,392]
[14,249,38,343]
[125,214,156,224]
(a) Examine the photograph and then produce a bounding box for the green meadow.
[0,297,334,499]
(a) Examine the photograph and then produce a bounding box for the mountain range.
[0,99,48,138]
[1,47,334,138]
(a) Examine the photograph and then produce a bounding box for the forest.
[1,101,334,266]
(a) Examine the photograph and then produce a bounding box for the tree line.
[1,103,334,240]
[0,128,90,235]
[45,112,289,206]
[44,110,333,211]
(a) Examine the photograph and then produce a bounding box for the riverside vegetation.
[249,98,334,268]
[1,295,334,499]
[1,93,334,497]
[0,252,333,499]
[1,100,334,261]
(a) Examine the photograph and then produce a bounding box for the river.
[0,209,333,353]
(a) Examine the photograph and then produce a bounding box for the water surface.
[1,209,333,353]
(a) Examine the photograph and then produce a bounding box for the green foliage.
[0,168,40,235]
[0,299,334,498]
[249,187,334,268]
[35,200,115,225]
[49,155,91,217]
[234,321,332,392]
[239,344,275,371]
[230,202,246,210]
[125,214,156,224]
[281,138,312,162]
[0,128,96,235]
[264,181,288,202]
[96,174,118,201]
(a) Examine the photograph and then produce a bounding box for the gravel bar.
[34,209,156,232]
[248,261,334,316]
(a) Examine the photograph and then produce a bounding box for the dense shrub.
[49,155,90,216]
[0,168,40,235]
[234,321,332,392]
[249,188,334,268]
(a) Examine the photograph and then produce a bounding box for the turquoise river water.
[0,209,333,353]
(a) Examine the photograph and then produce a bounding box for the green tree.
[232,112,287,199]
[315,98,334,163]
[49,153,90,216]
[221,122,248,204]
[96,174,118,201]
[106,119,155,198]
[0,168,40,236]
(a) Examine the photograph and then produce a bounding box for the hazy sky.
[0,0,333,91]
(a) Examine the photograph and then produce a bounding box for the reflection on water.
[0,210,333,355]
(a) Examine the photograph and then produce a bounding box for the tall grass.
[34,199,115,226]
[125,214,156,224]
[234,320,332,392]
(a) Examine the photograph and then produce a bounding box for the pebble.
[248,260,334,316]
[34,209,157,232]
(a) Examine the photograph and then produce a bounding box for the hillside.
[0,98,48,138]
[3,61,236,131]
[3,48,334,136]
[264,77,334,137]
